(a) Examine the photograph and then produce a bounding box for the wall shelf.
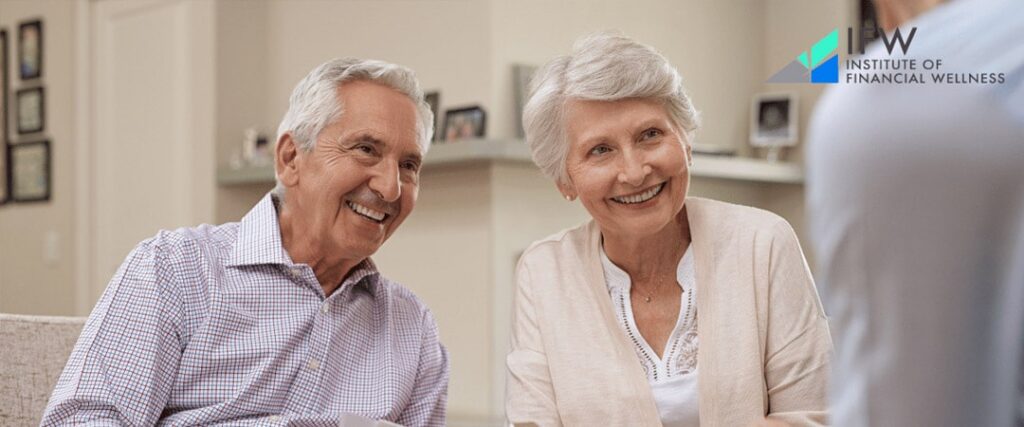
[216,139,803,186]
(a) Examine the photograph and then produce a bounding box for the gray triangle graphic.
[767,60,810,83]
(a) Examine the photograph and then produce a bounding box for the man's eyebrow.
[404,151,424,164]
[348,133,383,146]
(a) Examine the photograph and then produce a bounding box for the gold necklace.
[634,279,668,303]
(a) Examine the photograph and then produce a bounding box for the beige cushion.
[0,313,86,426]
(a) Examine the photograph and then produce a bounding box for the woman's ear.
[276,133,300,187]
[557,177,578,202]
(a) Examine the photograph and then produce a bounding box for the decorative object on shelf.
[423,91,440,141]
[9,139,50,202]
[750,93,797,162]
[18,19,42,80]
[512,64,537,138]
[236,126,271,169]
[442,106,486,142]
[16,86,44,135]
[0,29,9,205]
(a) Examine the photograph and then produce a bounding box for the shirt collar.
[227,193,293,267]
[599,241,694,292]
[227,193,383,297]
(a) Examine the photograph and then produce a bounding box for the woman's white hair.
[523,32,700,184]
[273,57,434,199]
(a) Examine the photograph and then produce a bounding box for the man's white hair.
[523,32,701,184]
[272,58,434,199]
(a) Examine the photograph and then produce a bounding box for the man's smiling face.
[284,80,424,260]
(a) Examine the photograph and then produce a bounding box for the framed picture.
[16,87,45,135]
[423,91,440,141]
[442,106,486,142]
[750,93,797,147]
[10,139,51,203]
[18,19,42,80]
[0,29,9,205]
[512,64,537,138]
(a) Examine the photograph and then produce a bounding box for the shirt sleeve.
[505,259,562,427]
[762,219,833,426]
[396,308,450,427]
[40,240,186,426]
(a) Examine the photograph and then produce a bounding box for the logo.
[768,29,839,84]
[767,26,1005,85]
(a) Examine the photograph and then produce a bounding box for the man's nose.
[369,161,401,203]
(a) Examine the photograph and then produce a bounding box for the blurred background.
[0,0,857,424]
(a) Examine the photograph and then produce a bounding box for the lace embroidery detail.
[673,316,699,376]
[603,245,698,382]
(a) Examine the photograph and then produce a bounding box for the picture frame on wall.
[0,29,9,205]
[10,139,51,203]
[18,19,42,80]
[16,87,45,135]
[442,106,486,142]
[423,91,440,141]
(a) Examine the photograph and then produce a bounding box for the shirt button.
[307,359,320,371]
[268,415,281,422]
[320,302,330,314]
[290,267,303,278]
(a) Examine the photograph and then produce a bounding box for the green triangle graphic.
[811,29,839,68]
[797,52,809,68]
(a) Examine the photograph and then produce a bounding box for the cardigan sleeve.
[763,219,834,426]
[506,258,563,427]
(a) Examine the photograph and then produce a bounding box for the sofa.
[0,313,86,426]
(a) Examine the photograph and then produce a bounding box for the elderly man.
[41,58,448,426]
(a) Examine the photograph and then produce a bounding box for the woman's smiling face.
[561,97,692,239]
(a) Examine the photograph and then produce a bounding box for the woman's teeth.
[347,201,387,222]
[612,183,665,204]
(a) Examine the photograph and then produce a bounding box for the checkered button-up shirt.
[41,194,449,426]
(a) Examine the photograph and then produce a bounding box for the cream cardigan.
[506,197,832,426]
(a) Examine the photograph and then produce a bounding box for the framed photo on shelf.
[16,87,45,135]
[512,64,537,138]
[423,91,440,141]
[442,106,486,142]
[18,19,42,80]
[0,29,9,204]
[10,139,51,203]
[750,93,797,147]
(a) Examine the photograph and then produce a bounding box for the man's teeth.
[612,183,664,204]
[347,201,386,222]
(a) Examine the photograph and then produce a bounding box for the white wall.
[0,0,76,315]
[489,0,767,155]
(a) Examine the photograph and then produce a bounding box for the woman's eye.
[640,128,662,140]
[589,145,612,156]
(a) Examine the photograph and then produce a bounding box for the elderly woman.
[505,33,832,427]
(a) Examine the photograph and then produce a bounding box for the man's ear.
[276,133,300,187]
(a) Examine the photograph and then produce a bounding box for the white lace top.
[600,244,699,427]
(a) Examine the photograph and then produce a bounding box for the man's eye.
[356,144,376,154]
[401,161,420,171]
